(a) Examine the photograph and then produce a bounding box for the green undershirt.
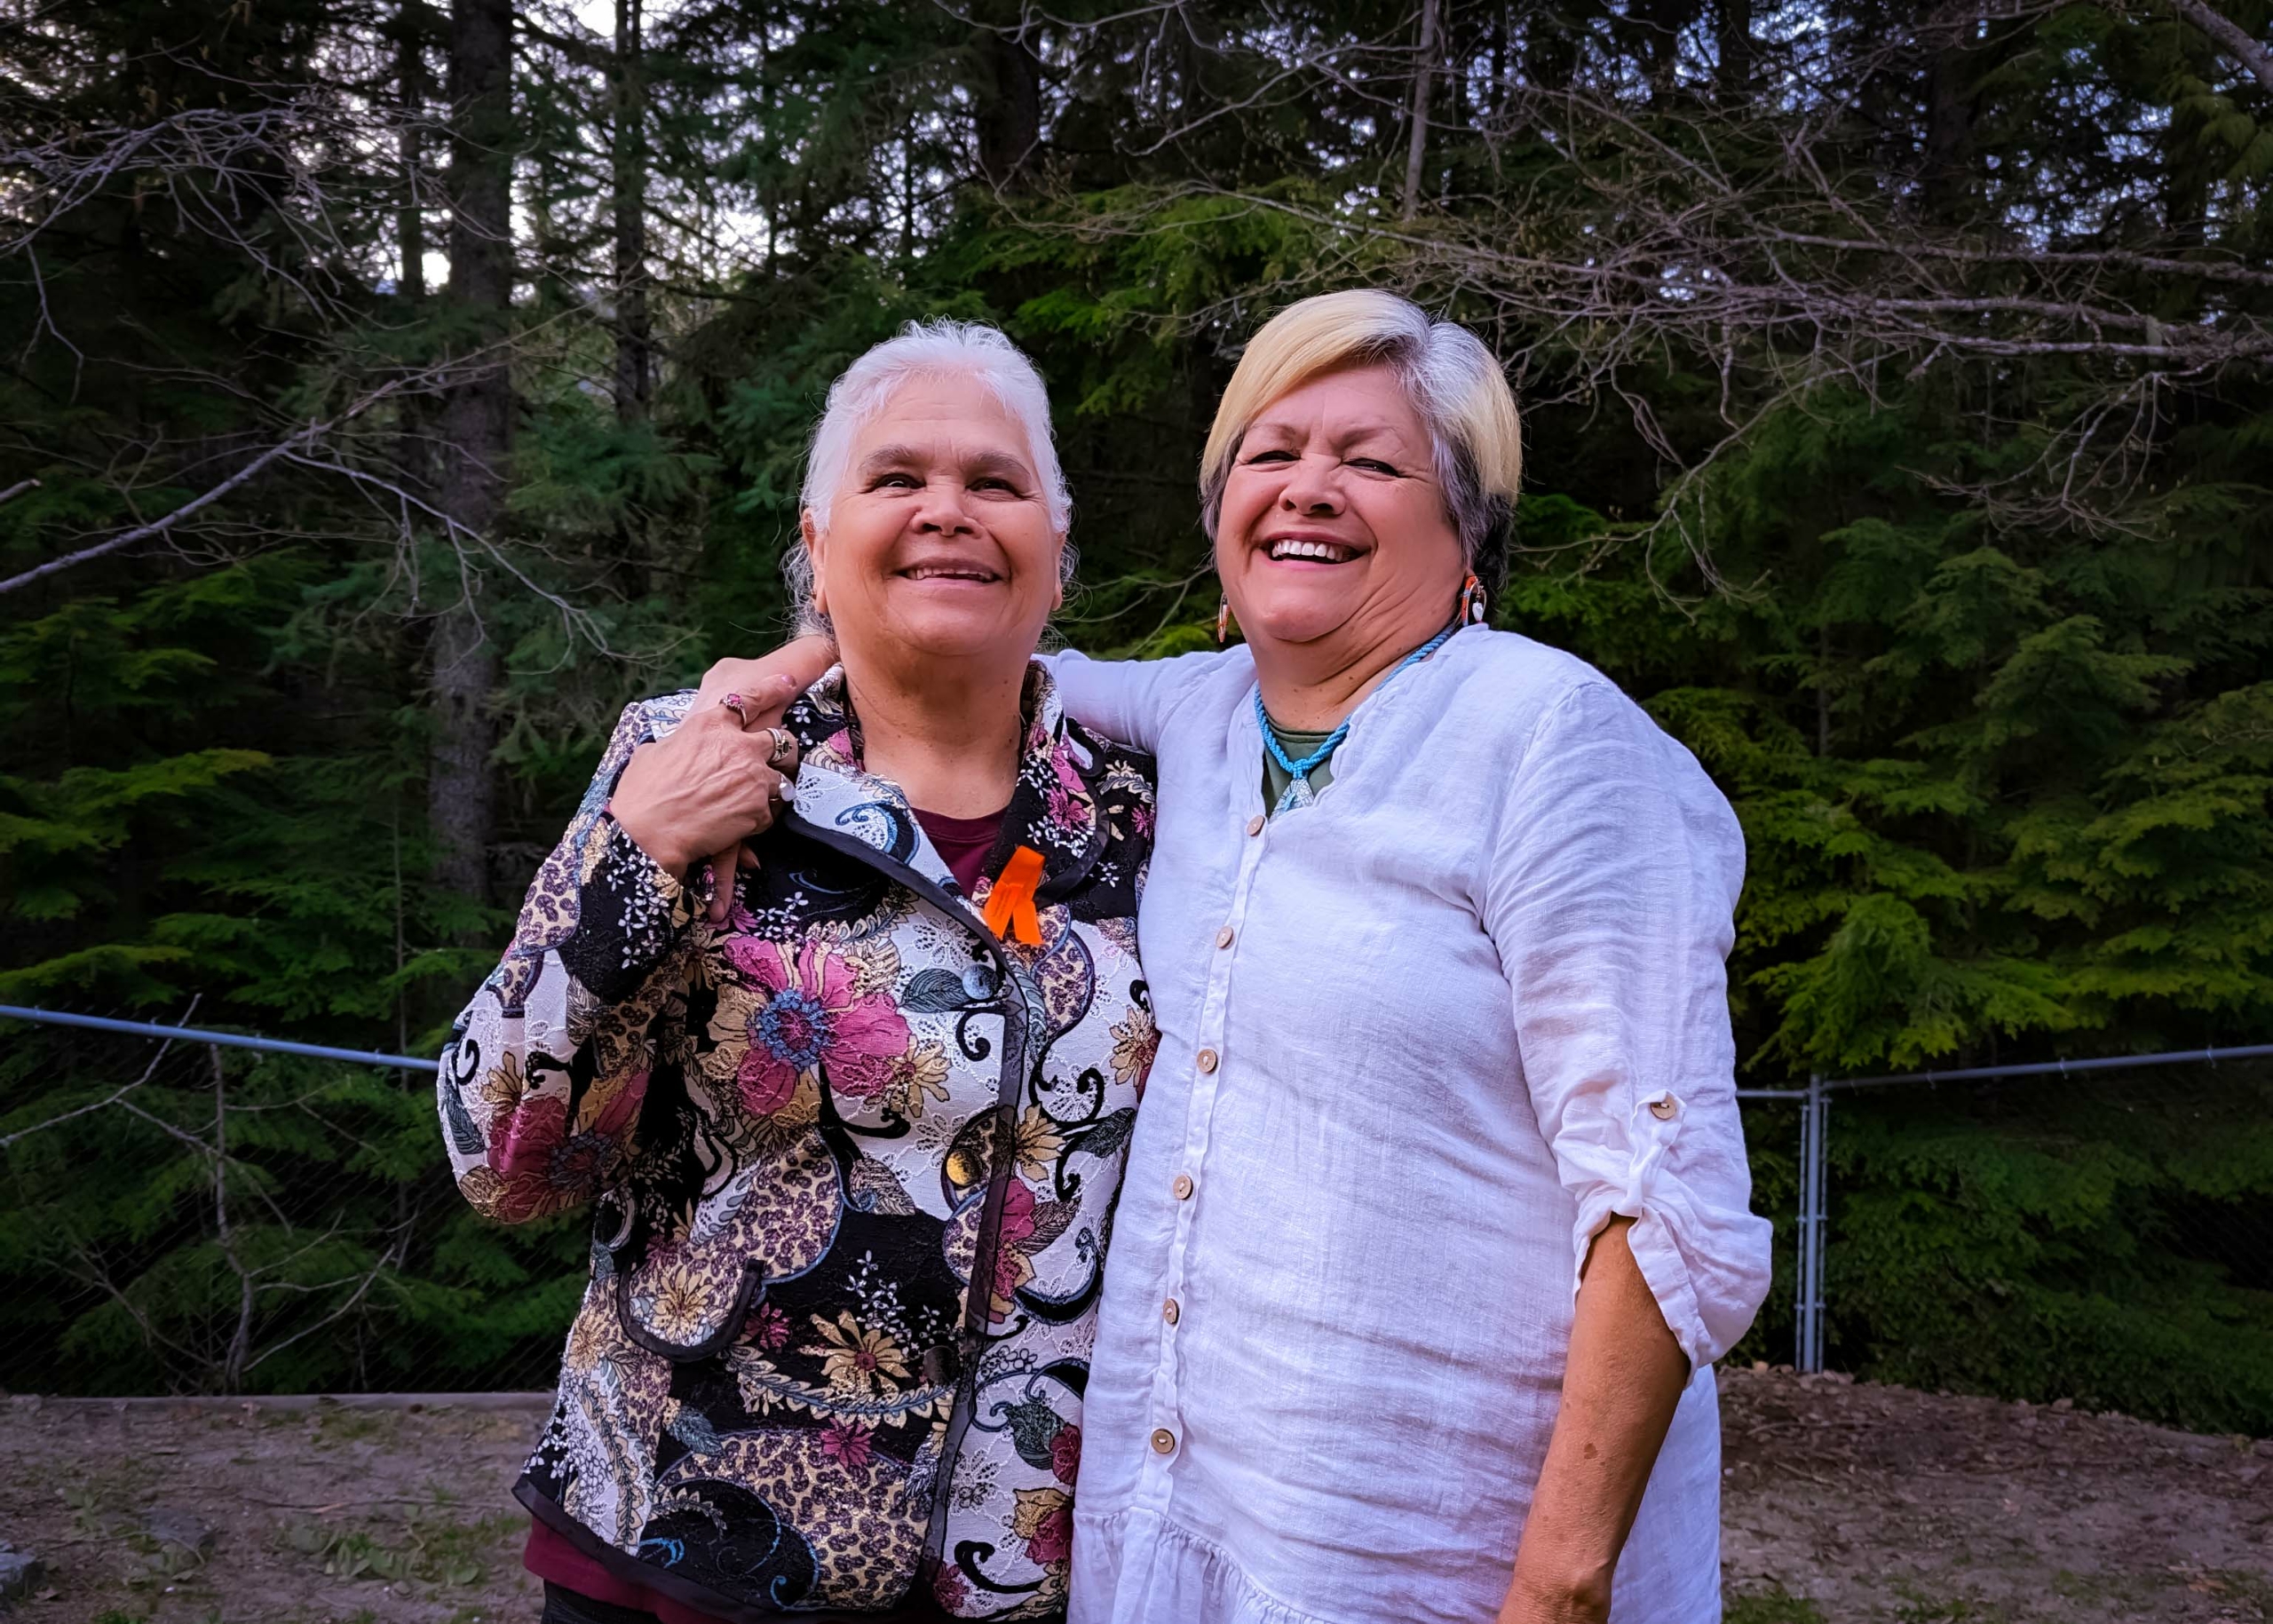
[1261,721,1339,816]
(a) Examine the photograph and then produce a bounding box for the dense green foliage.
[1828,1062,2273,1435]
[3,0,2268,1422]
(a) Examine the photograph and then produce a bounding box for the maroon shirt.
[526,1522,728,1623]
[913,804,1008,897]
[526,1519,953,1620]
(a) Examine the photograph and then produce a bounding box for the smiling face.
[1215,362,1466,663]
[802,375,1063,677]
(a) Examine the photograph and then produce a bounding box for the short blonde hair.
[1200,290,1523,586]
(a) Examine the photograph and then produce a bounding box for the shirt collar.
[782,659,1106,907]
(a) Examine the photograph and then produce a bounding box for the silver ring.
[764,725,796,768]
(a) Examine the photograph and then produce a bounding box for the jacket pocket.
[612,1253,769,1362]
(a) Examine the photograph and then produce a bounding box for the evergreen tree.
[1,0,2266,1419]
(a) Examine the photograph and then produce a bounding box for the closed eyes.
[1240,448,1406,477]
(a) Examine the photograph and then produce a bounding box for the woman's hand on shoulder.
[694,636,836,716]
[610,638,835,922]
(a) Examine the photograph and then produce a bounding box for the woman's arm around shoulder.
[1041,643,1249,755]
[436,695,700,1225]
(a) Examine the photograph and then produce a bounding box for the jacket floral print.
[438,661,1159,1621]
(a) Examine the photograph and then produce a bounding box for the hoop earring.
[1459,574,1488,626]
[1216,595,1233,645]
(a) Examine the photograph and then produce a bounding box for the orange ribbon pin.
[981,844,1046,947]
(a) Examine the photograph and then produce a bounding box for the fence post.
[1795,1072,1828,1373]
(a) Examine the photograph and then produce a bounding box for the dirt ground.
[0,1368,2265,1623]
[1716,1368,2273,1622]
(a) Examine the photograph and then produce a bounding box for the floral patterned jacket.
[437,661,1159,1621]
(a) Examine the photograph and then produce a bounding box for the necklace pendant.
[1277,776,1316,813]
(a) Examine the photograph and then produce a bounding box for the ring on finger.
[720,693,753,728]
[764,725,797,768]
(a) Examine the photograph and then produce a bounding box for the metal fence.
[1738,1044,2273,1379]
[0,1004,562,1397]
[6,1004,2270,1433]
[1734,1048,2273,1436]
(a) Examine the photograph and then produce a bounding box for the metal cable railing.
[0,1004,440,1072]
[4,1004,2268,1431]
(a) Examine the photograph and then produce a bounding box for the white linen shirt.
[1045,626,1772,1624]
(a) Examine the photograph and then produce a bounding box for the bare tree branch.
[0,1000,194,1149]
[2157,0,2273,92]
[0,374,425,597]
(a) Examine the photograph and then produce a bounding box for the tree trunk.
[1527,4,1579,96]
[397,2,425,301]
[613,0,651,423]
[900,111,918,261]
[2159,25,2213,247]
[1489,4,1509,123]
[1921,3,1978,222]
[974,21,1041,188]
[393,0,435,507]
[429,601,496,911]
[1402,0,1442,218]
[429,0,513,916]
[1717,0,1753,100]
[1634,0,1695,101]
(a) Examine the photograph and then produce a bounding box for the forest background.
[3,0,2270,1430]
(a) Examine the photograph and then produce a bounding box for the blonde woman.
[1044,291,1768,1624]
[720,291,1770,1623]
[440,321,1159,1624]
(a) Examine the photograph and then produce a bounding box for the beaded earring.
[1459,574,1487,626]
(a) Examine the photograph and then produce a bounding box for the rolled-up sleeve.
[1481,678,1772,1370]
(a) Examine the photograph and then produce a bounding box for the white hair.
[787,320,1073,628]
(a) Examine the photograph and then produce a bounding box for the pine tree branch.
[511,11,608,68]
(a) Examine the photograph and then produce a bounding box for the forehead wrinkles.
[853,388,1039,471]
[1245,372,1427,448]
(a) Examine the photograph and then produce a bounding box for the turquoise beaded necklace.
[1255,622,1459,813]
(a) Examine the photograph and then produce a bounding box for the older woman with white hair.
[438,321,1160,1624]
[1031,289,1774,1624]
